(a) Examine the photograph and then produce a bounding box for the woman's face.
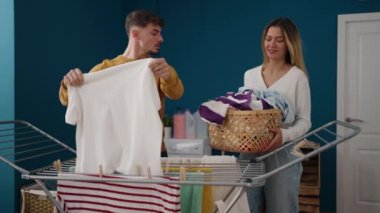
[264,26,288,62]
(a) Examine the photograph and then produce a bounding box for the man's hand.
[262,128,283,153]
[63,68,84,87]
[149,58,170,80]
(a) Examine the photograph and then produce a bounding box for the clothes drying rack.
[0,120,360,213]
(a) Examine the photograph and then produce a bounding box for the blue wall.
[10,0,380,212]
[121,1,380,211]
[150,1,380,211]
[0,0,15,212]
[14,0,129,144]
[11,0,128,212]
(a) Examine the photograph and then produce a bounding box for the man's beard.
[148,50,160,57]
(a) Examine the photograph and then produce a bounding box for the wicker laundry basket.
[208,109,282,153]
[21,184,55,213]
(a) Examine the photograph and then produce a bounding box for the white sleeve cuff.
[281,128,290,144]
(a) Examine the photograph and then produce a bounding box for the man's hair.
[125,10,165,36]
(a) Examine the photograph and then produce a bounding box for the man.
[59,10,184,154]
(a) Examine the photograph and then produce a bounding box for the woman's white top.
[244,65,311,143]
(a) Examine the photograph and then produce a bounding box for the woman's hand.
[263,128,283,153]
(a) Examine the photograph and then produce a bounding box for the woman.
[240,18,311,213]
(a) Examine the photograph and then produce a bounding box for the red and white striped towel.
[56,174,181,213]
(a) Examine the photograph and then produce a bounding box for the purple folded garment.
[198,104,226,125]
[261,99,273,110]
[199,90,275,125]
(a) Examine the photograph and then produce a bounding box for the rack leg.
[34,179,65,213]
[222,187,246,213]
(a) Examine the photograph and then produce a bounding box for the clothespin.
[179,166,186,181]
[53,159,62,173]
[183,167,187,181]
[165,160,169,173]
[99,164,103,178]
[179,166,183,181]
[198,161,205,173]
[147,166,152,179]
[136,165,141,176]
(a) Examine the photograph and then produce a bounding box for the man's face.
[137,23,164,54]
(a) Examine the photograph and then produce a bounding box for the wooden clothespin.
[179,166,187,181]
[147,166,152,180]
[165,160,169,174]
[179,166,183,181]
[183,167,187,181]
[99,164,103,178]
[136,165,141,176]
[53,159,62,173]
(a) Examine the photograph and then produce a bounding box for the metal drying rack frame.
[0,120,360,213]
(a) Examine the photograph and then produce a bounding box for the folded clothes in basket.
[199,87,294,125]
[239,87,295,124]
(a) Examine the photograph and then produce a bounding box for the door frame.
[337,12,380,213]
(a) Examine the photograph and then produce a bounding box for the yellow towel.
[202,185,213,213]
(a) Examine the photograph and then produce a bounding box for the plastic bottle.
[193,110,208,139]
[173,108,186,139]
[185,109,195,139]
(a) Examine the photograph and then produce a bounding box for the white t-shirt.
[244,65,311,143]
[65,58,163,176]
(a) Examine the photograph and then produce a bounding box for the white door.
[337,12,380,213]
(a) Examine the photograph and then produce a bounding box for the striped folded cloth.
[198,90,273,125]
[56,173,181,213]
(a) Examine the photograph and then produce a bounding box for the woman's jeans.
[240,145,302,213]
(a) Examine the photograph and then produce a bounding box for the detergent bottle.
[173,108,185,139]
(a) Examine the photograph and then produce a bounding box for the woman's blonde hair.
[261,18,307,75]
